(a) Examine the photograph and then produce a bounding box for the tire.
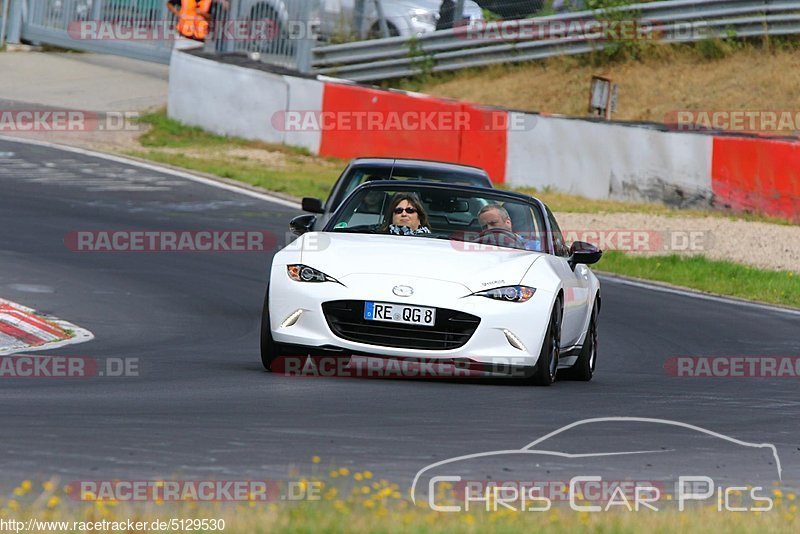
[367,22,400,39]
[562,303,598,381]
[260,285,278,371]
[525,298,562,386]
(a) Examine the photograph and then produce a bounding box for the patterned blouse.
[388,224,432,236]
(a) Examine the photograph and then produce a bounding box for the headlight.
[287,264,340,283]
[410,8,438,27]
[474,286,535,302]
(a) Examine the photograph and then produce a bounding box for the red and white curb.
[0,298,94,356]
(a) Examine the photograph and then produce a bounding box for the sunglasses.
[393,207,417,214]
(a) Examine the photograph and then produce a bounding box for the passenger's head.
[361,190,384,213]
[385,192,429,232]
[478,204,513,231]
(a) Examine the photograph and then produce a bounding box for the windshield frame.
[324,160,493,214]
[322,181,554,253]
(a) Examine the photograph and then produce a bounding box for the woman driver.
[381,193,431,235]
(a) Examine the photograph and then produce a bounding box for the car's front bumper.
[269,271,555,369]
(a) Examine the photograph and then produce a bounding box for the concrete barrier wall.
[168,50,799,222]
[169,51,289,144]
[506,114,714,207]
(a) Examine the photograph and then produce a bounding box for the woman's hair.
[380,192,430,231]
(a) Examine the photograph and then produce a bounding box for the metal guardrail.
[312,0,800,81]
[11,0,174,63]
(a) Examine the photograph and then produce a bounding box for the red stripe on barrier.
[711,137,800,222]
[318,83,506,183]
[0,306,66,338]
[458,105,507,184]
[0,320,46,346]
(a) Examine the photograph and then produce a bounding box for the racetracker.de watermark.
[665,356,800,378]
[67,480,321,502]
[665,110,800,133]
[272,355,535,379]
[0,111,140,132]
[67,19,297,41]
[454,19,708,42]
[64,230,279,252]
[0,355,138,378]
[450,230,710,252]
[271,110,536,132]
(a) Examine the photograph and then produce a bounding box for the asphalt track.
[1,137,799,496]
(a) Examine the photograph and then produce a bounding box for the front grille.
[322,300,480,350]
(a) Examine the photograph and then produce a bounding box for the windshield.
[330,164,491,211]
[326,184,547,252]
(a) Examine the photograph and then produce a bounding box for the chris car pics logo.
[410,417,781,513]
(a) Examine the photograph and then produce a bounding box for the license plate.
[364,301,436,326]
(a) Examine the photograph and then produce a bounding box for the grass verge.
[3,475,797,533]
[416,39,800,129]
[597,252,800,308]
[129,112,344,200]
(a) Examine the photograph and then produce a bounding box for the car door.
[545,206,591,348]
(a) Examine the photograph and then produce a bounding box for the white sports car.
[261,181,602,385]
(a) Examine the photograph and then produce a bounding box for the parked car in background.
[241,0,484,44]
[296,157,494,232]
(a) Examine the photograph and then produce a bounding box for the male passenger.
[478,204,542,251]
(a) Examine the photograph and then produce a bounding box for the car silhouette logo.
[393,285,414,297]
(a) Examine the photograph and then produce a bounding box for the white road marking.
[0,134,301,208]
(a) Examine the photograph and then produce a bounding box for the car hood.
[297,232,542,293]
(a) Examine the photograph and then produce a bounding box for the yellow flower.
[774,489,784,498]
[42,481,56,492]
[47,496,60,509]
[329,470,339,478]
[338,468,350,476]
[8,500,18,511]
[463,515,475,525]
[363,500,374,509]
[363,471,373,479]
[312,456,321,464]
[21,480,32,491]
[354,473,363,481]
[788,493,796,501]
[361,486,371,494]
[392,491,402,499]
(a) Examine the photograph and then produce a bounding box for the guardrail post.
[5,0,23,44]
[294,0,315,73]
[90,0,102,21]
[354,0,366,38]
[374,0,389,38]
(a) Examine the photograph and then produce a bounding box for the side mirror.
[289,214,317,236]
[302,197,324,214]
[568,241,602,270]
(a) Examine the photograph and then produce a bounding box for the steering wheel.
[476,228,524,248]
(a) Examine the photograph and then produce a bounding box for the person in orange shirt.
[167,0,212,41]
